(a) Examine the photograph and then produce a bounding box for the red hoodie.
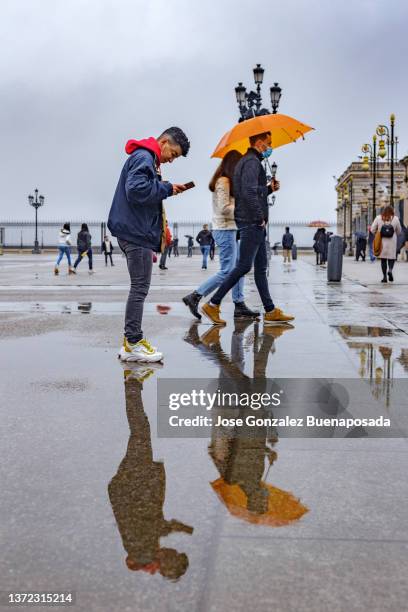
[125,137,161,164]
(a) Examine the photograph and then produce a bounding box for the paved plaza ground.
[1,251,408,612]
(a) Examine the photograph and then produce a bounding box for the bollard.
[291,244,298,260]
[327,235,343,282]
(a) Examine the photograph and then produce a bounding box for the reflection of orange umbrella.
[212,113,314,159]
[308,220,330,228]
[211,478,308,526]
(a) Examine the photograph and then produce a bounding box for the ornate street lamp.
[342,186,347,242]
[235,64,282,122]
[270,83,282,114]
[28,188,44,254]
[361,135,378,222]
[376,114,397,205]
[348,179,353,255]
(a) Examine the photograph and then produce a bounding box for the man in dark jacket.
[201,131,294,326]
[108,127,190,362]
[196,224,213,269]
[282,227,294,263]
[73,223,93,274]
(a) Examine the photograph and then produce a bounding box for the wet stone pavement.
[1,253,408,612]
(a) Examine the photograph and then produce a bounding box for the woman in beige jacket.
[183,150,259,320]
[371,205,402,282]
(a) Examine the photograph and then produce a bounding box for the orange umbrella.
[308,220,331,228]
[211,477,309,527]
[212,113,314,159]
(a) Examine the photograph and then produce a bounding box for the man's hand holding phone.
[172,181,195,196]
[270,178,280,192]
[172,184,186,195]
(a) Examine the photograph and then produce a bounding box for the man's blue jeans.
[200,245,211,268]
[197,230,244,303]
[210,224,274,312]
[56,246,72,267]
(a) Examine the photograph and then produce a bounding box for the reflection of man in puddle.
[108,365,193,580]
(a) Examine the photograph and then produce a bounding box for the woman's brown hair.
[209,150,242,197]
[381,205,394,222]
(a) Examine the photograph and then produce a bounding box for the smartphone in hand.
[183,181,195,190]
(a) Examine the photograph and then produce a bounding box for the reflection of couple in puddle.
[185,320,308,526]
[108,366,193,580]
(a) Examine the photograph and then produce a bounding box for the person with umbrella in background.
[185,235,194,257]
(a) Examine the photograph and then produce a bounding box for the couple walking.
[183,131,294,327]
[107,126,293,363]
[54,222,94,275]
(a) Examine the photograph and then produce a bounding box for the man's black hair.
[285,226,290,231]
[249,131,271,146]
[159,127,190,157]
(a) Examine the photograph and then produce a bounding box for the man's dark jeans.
[118,239,153,344]
[74,248,93,270]
[210,224,274,312]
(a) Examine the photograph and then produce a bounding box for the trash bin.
[327,235,343,282]
[291,244,297,260]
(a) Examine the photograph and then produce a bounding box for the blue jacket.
[233,148,271,227]
[108,148,173,251]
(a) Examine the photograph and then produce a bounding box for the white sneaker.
[118,337,163,362]
[88,270,95,275]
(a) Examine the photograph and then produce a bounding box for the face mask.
[262,146,273,159]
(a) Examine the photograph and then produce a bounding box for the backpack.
[380,223,394,239]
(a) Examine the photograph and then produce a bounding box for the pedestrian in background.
[355,232,367,262]
[173,237,179,256]
[313,228,328,266]
[282,226,294,263]
[73,223,94,274]
[54,222,75,275]
[102,235,115,266]
[371,205,402,283]
[186,236,194,257]
[183,150,259,321]
[196,224,213,269]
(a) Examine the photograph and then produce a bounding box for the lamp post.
[342,186,347,242]
[377,113,397,206]
[361,135,378,222]
[348,179,353,255]
[235,64,282,122]
[28,188,44,254]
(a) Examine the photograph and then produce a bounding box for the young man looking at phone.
[108,127,190,362]
[201,131,294,326]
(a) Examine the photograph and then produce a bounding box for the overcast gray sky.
[1,0,407,223]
